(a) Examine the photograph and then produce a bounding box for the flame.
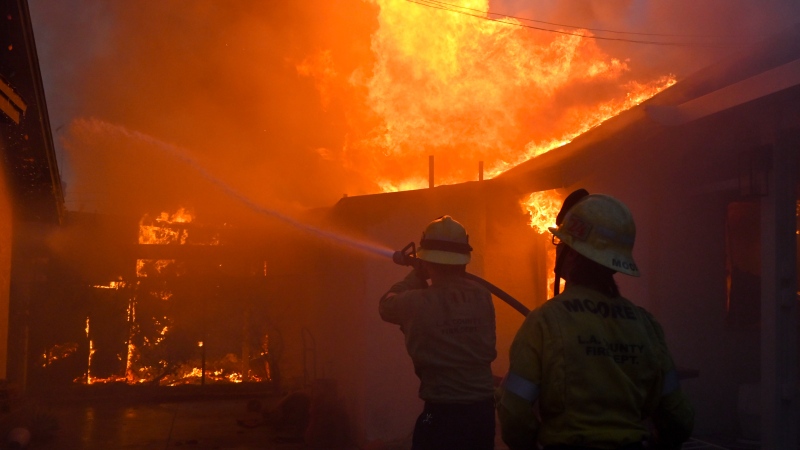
[77,210,269,386]
[522,190,562,234]
[41,342,79,368]
[138,207,193,245]
[521,190,563,297]
[85,317,95,384]
[490,76,676,177]
[299,0,675,191]
[92,281,127,290]
[137,208,195,277]
[125,297,136,382]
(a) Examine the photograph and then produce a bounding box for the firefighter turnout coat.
[379,270,497,403]
[496,284,694,449]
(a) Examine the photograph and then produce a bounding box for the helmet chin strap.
[551,188,590,296]
[553,243,567,296]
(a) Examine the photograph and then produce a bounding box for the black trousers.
[411,399,495,450]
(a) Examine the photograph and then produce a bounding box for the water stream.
[74,118,396,260]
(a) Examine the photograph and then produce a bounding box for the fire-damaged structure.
[10,207,334,396]
[3,0,800,447]
[323,24,800,447]
[1,0,310,399]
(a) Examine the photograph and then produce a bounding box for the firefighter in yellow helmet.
[379,215,497,450]
[496,191,694,450]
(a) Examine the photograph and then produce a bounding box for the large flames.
[522,190,564,297]
[299,0,675,192]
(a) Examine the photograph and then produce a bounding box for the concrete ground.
[0,389,512,450]
[0,386,760,450]
[25,399,283,450]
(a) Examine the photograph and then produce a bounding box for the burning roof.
[28,0,702,217]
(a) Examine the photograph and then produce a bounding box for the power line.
[406,0,750,47]
[418,0,751,38]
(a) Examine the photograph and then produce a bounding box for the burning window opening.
[65,209,275,387]
[522,190,564,298]
[138,207,194,245]
[137,208,222,278]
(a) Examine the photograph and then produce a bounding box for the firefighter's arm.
[651,383,694,450]
[643,311,695,449]
[496,314,544,450]
[378,269,428,324]
[496,373,540,450]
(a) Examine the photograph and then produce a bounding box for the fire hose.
[392,242,530,316]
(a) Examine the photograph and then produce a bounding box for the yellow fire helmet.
[548,194,640,277]
[417,215,473,265]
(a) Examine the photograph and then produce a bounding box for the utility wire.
[406,0,751,47]
[419,0,750,38]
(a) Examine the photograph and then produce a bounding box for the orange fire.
[41,342,78,368]
[137,208,193,277]
[138,207,193,245]
[90,210,249,386]
[298,0,675,192]
[522,190,563,297]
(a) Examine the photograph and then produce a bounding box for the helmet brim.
[417,249,470,265]
[549,226,640,277]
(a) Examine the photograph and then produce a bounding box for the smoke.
[29,0,800,216]
[496,0,800,76]
[31,0,380,215]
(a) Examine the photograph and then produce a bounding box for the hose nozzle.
[393,242,419,267]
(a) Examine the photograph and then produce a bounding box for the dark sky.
[27,0,800,219]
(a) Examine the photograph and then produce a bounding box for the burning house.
[1,0,334,408]
[3,0,800,448]
[321,22,800,448]
[30,207,332,392]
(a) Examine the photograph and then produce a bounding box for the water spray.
[77,119,528,316]
[75,118,395,260]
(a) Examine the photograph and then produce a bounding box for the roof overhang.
[646,57,800,126]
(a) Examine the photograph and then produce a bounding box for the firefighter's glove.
[405,267,429,289]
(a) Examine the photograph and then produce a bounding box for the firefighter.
[379,215,497,450]
[496,191,694,450]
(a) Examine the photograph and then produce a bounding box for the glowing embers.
[77,286,265,386]
[40,343,78,368]
[521,190,563,297]
[92,281,127,290]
